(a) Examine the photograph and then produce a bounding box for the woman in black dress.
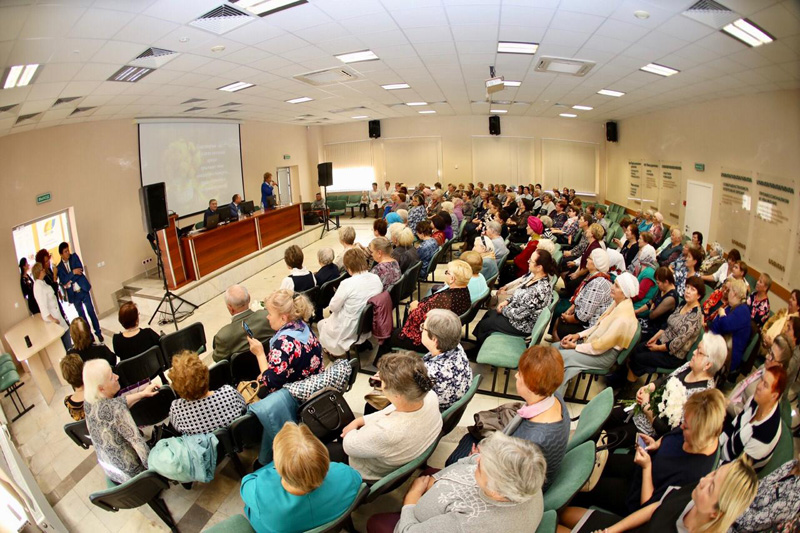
[19,257,39,315]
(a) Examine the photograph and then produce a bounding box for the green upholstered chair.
[345,194,362,218]
[204,514,255,533]
[90,471,177,532]
[440,374,483,437]
[366,440,439,503]
[566,324,641,403]
[64,419,92,449]
[327,199,346,227]
[758,421,793,479]
[543,441,596,512]
[728,332,760,383]
[566,388,613,452]
[535,510,557,533]
[0,364,32,421]
[0,353,12,365]
[477,308,551,397]
[307,483,369,533]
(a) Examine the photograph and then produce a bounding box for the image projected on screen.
[139,122,244,217]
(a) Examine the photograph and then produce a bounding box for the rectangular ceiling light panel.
[597,89,625,97]
[722,18,774,47]
[4,64,39,89]
[381,83,410,90]
[497,42,539,54]
[335,50,379,63]
[233,0,308,16]
[640,63,680,76]
[572,105,593,110]
[218,81,254,92]
[286,96,313,103]
[109,65,153,82]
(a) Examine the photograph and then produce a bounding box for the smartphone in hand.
[637,435,647,450]
[242,321,254,338]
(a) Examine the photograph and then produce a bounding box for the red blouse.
[400,287,471,346]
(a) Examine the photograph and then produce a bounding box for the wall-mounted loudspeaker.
[606,121,618,142]
[140,182,169,232]
[317,162,333,187]
[368,119,381,139]
[489,115,501,136]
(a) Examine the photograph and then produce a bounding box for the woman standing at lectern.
[261,172,275,210]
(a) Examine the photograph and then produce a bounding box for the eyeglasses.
[444,270,451,276]
[419,324,428,333]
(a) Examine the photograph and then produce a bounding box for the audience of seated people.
[418,309,473,410]
[112,301,161,361]
[314,247,340,286]
[69,317,116,367]
[727,334,794,418]
[333,226,370,270]
[211,285,273,362]
[472,234,498,280]
[279,244,315,292]
[368,237,401,291]
[168,351,246,435]
[415,220,439,278]
[60,352,86,421]
[389,224,419,274]
[709,278,752,372]
[635,266,678,338]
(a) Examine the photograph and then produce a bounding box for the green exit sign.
[283,154,291,160]
[695,163,705,172]
[36,192,51,204]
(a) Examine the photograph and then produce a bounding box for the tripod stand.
[319,184,340,239]
[148,237,197,330]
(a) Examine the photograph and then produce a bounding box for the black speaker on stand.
[317,162,337,238]
[139,182,197,331]
[606,121,618,142]
[489,115,501,135]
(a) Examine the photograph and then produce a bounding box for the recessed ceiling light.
[381,83,410,90]
[634,10,650,20]
[503,81,522,87]
[406,102,427,106]
[572,105,593,111]
[232,0,308,17]
[108,65,153,83]
[3,64,39,89]
[286,96,313,104]
[559,113,577,118]
[210,45,226,53]
[497,41,539,54]
[335,50,379,64]
[218,81,254,92]
[597,89,625,97]
[640,63,679,77]
[179,37,189,43]
[722,18,774,47]
[490,109,508,114]
[351,115,368,119]
[419,110,436,114]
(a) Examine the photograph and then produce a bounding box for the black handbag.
[298,388,355,443]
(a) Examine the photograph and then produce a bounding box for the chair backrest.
[354,303,374,342]
[495,251,509,268]
[440,374,482,437]
[231,350,261,384]
[204,514,255,533]
[89,470,170,512]
[117,346,165,388]
[758,421,793,479]
[616,324,641,366]
[347,358,360,392]
[159,322,207,368]
[64,419,92,449]
[685,328,704,362]
[567,388,613,452]
[317,272,347,311]
[548,291,559,314]
[543,441,596,512]
[208,360,231,391]
[402,261,423,299]
[460,292,491,326]
[230,412,264,452]
[367,439,439,503]
[424,246,444,278]
[306,483,370,533]
[529,307,552,347]
[213,426,235,466]
[130,386,176,427]
[456,218,468,240]
[298,285,319,303]
[485,272,498,289]
[535,510,557,533]
[553,249,563,264]
[389,268,408,306]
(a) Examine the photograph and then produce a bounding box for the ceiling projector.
[486,77,505,95]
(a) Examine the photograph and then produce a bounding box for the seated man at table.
[211,284,274,362]
[230,194,243,219]
[203,199,218,227]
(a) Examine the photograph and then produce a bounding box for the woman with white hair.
[419,309,472,410]
[440,201,459,236]
[710,278,751,371]
[555,272,640,395]
[367,431,547,533]
[391,226,419,273]
[628,235,659,310]
[333,226,370,271]
[314,247,340,286]
[602,332,727,448]
[473,234,498,280]
[650,211,664,244]
[637,209,654,233]
[82,359,159,483]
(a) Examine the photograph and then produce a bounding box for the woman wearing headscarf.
[550,248,613,342]
[473,235,498,281]
[511,216,544,278]
[699,241,725,275]
[650,212,664,244]
[554,272,640,395]
[629,237,659,311]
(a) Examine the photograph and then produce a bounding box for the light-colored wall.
[605,89,800,293]
[0,119,310,337]
[305,115,607,193]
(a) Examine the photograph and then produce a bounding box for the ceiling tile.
[594,18,652,43]
[141,0,221,24]
[541,28,591,48]
[549,10,606,33]
[90,40,148,65]
[61,80,103,97]
[8,38,56,65]
[0,5,30,41]
[446,5,501,25]
[68,8,135,39]
[48,38,106,64]
[19,5,86,39]
[582,34,631,54]
[72,63,120,82]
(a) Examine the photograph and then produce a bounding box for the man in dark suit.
[211,284,275,362]
[203,199,218,227]
[56,242,103,342]
[230,194,243,220]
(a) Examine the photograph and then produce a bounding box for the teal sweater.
[241,461,362,533]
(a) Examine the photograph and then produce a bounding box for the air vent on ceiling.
[182,98,207,104]
[189,4,252,35]
[70,107,96,116]
[534,57,596,77]
[682,0,739,29]
[329,106,368,114]
[53,96,81,107]
[0,104,19,114]
[220,102,241,107]
[185,107,207,112]
[131,47,179,68]
[15,113,40,125]
[218,109,238,114]
[295,66,360,86]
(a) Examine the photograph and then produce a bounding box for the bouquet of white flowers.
[657,377,688,429]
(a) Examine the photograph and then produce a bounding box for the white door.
[684,180,713,242]
[277,167,291,206]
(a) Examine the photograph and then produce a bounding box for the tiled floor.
[5,217,795,532]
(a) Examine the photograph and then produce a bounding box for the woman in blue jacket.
[261,172,275,210]
[241,422,362,533]
[710,278,752,372]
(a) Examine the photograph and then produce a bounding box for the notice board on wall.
[628,160,642,210]
[659,162,682,224]
[718,168,753,255]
